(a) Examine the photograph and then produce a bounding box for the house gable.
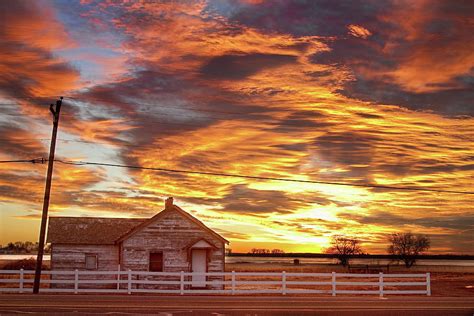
[116,204,228,245]
[119,202,226,272]
[189,239,215,249]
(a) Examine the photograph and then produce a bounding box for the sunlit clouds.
[347,25,372,39]
[0,0,472,254]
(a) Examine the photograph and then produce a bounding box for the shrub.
[1,258,48,270]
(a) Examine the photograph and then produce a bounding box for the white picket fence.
[0,270,431,296]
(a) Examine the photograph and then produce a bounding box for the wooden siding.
[51,244,119,289]
[52,244,119,271]
[121,209,225,289]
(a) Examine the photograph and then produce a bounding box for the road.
[0,295,473,315]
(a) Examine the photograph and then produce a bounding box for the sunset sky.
[0,0,472,254]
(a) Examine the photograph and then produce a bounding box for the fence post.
[180,271,184,295]
[282,271,286,295]
[426,272,431,296]
[117,265,120,291]
[127,269,132,295]
[19,269,24,293]
[74,269,78,294]
[231,271,235,295]
[379,272,383,297]
[332,272,336,296]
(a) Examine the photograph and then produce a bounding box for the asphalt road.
[0,295,473,316]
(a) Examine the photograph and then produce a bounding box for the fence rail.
[0,269,431,296]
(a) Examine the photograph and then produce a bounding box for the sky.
[0,0,472,254]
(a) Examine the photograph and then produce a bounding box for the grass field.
[1,260,473,296]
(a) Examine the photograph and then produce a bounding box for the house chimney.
[165,197,174,209]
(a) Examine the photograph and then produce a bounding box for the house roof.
[116,204,229,244]
[47,217,146,245]
[47,202,229,245]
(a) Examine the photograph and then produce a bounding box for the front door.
[191,249,206,287]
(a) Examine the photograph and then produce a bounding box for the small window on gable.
[149,252,163,272]
[85,254,98,270]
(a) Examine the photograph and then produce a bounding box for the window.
[85,254,98,270]
[149,252,163,272]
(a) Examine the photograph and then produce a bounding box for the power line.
[0,158,44,164]
[53,159,474,195]
[1,158,472,194]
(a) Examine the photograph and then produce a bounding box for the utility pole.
[33,97,63,294]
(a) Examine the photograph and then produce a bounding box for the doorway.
[191,249,207,287]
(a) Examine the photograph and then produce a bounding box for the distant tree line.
[326,232,431,268]
[249,248,285,254]
[0,241,51,254]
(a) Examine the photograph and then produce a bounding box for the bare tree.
[249,248,270,254]
[326,235,362,267]
[387,232,430,268]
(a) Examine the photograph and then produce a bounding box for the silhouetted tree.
[326,235,362,267]
[388,232,430,268]
[271,249,285,254]
[249,248,270,254]
[0,241,51,254]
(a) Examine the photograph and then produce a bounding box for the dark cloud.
[270,110,333,133]
[206,0,389,37]
[219,0,474,117]
[304,70,333,78]
[427,232,474,254]
[0,164,106,209]
[0,126,47,159]
[199,53,297,80]
[273,143,307,152]
[339,74,474,117]
[182,184,332,216]
[57,189,166,216]
[271,118,328,133]
[77,67,277,127]
[315,132,377,166]
[338,212,474,253]
[220,184,306,214]
[291,218,345,234]
[355,112,383,119]
[340,211,474,231]
[311,37,392,70]
[0,1,79,102]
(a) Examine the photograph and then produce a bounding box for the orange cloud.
[0,1,80,99]
[379,1,474,93]
[347,24,372,39]
[0,0,472,254]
